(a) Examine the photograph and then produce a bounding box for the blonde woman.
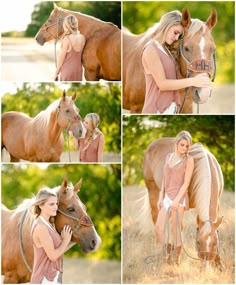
[156,131,194,265]
[74,113,104,162]
[54,15,86,81]
[141,11,210,114]
[30,189,75,284]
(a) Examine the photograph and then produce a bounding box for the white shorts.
[157,102,177,114]
[42,271,61,284]
[163,194,186,210]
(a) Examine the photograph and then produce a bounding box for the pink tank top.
[163,153,189,208]
[30,219,63,284]
[61,36,83,81]
[79,133,102,162]
[141,41,180,114]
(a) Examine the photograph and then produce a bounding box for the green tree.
[1,83,121,153]
[25,1,121,37]
[123,115,234,191]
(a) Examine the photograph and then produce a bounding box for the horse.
[2,177,102,284]
[123,7,217,113]
[35,3,121,81]
[1,90,86,162]
[143,138,223,268]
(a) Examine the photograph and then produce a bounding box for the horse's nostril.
[90,239,96,249]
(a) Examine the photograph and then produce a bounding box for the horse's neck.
[47,110,63,144]
[64,9,116,38]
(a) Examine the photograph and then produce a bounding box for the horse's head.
[35,3,65,46]
[56,90,86,139]
[55,177,102,253]
[179,7,217,104]
[196,215,223,269]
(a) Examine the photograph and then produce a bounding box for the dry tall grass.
[123,185,235,283]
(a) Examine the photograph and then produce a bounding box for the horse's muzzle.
[192,87,212,104]
[35,33,45,46]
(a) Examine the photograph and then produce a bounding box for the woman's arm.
[172,156,194,209]
[33,224,72,262]
[97,133,105,162]
[142,44,211,90]
[54,37,69,80]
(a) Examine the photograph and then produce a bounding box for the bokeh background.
[2,163,121,283]
[1,82,121,162]
[123,115,234,283]
[123,1,234,84]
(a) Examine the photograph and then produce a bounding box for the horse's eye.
[68,207,75,212]
[184,46,190,52]
[65,109,70,113]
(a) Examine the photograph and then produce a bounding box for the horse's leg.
[10,154,20,162]
[3,272,19,284]
[84,68,100,81]
[145,180,159,224]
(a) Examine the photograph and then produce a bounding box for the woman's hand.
[157,198,163,210]
[191,73,211,88]
[61,225,72,244]
[171,199,179,210]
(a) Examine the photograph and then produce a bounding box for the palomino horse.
[2,90,86,162]
[35,3,121,81]
[2,177,102,283]
[143,138,223,268]
[123,7,217,113]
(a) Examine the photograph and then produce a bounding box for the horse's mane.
[32,99,60,130]
[188,19,206,38]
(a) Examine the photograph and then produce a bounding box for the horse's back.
[123,31,146,112]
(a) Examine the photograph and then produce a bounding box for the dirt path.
[1,150,121,163]
[123,185,234,283]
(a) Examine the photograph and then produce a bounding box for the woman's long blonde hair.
[82,113,102,151]
[31,188,57,223]
[138,10,182,46]
[63,14,79,36]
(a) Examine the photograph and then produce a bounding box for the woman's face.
[83,116,92,131]
[177,138,190,155]
[165,24,183,45]
[40,196,58,217]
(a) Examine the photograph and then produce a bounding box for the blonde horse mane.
[32,99,60,130]
[188,19,206,38]
[189,143,212,222]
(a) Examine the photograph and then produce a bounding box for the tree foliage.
[25,1,121,37]
[123,115,234,191]
[1,82,121,153]
[2,164,121,260]
[123,1,235,83]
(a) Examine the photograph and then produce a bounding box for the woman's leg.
[171,206,184,246]
[155,206,168,246]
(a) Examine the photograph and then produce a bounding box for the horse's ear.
[53,2,58,9]
[206,9,217,31]
[196,215,204,228]
[74,178,82,193]
[213,216,223,230]
[72,92,77,101]
[181,7,191,29]
[61,177,68,193]
[62,90,66,101]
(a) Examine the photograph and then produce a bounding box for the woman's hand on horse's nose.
[192,73,211,88]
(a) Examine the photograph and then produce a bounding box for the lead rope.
[19,209,32,273]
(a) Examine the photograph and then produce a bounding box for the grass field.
[123,185,235,284]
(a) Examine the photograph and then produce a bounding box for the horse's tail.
[143,149,160,225]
